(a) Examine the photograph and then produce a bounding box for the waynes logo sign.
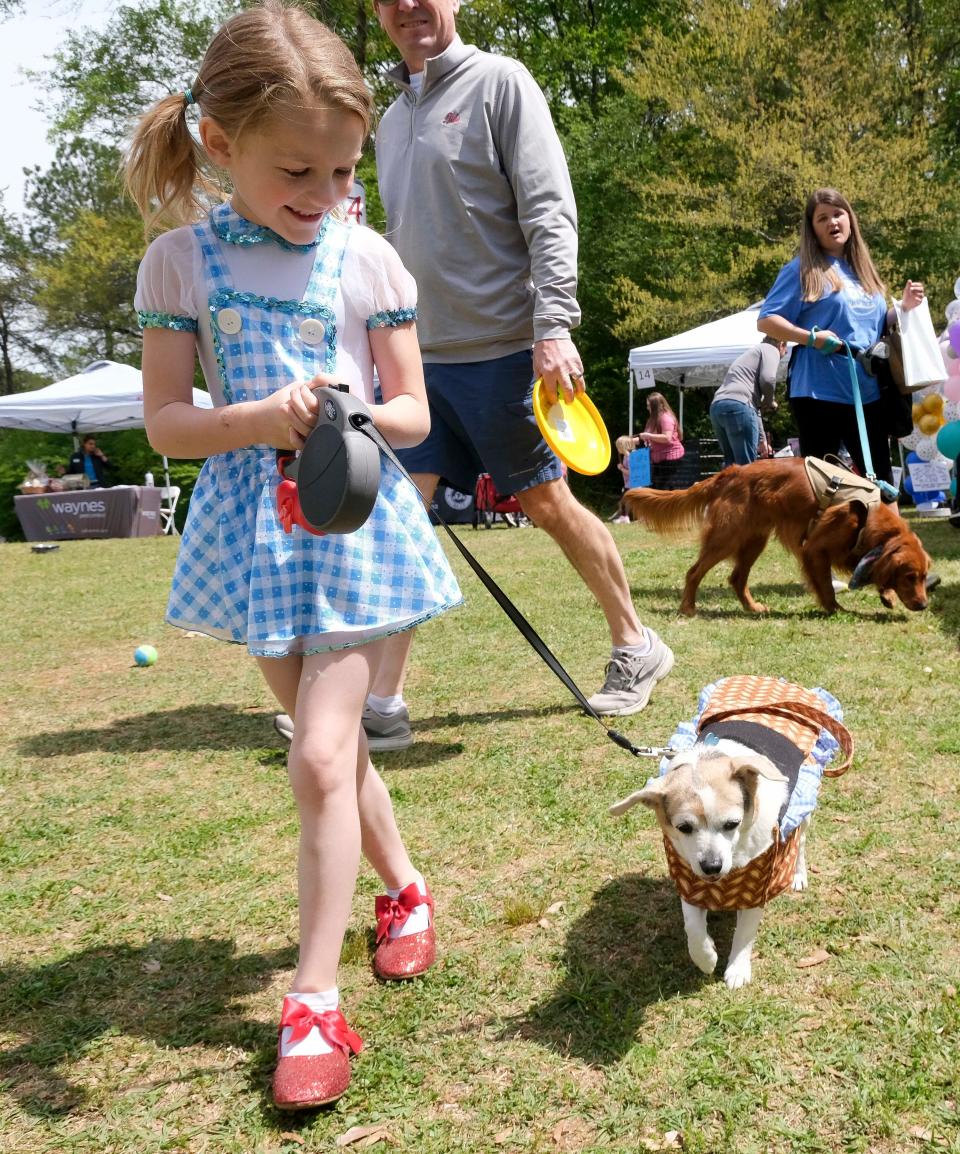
[47,497,108,515]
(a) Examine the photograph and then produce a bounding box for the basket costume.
[657,676,853,911]
[135,204,461,656]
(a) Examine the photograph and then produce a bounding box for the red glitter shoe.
[272,997,363,1110]
[373,882,436,980]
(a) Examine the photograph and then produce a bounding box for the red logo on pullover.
[442,110,461,125]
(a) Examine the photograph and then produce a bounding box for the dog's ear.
[730,755,786,816]
[730,755,787,783]
[609,779,666,816]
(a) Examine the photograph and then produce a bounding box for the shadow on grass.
[929,579,960,642]
[0,935,296,1119]
[626,579,928,623]
[17,705,285,758]
[406,702,573,733]
[502,872,733,1066]
[17,703,572,762]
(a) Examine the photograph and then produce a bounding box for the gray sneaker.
[363,702,413,752]
[274,707,413,752]
[586,631,675,716]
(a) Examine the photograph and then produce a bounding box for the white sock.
[280,988,339,1057]
[386,869,431,938]
[367,693,405,715]
[615,632,653,658]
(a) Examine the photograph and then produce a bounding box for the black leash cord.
[351,414,661,760]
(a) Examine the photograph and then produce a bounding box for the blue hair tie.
[183,88,196,107]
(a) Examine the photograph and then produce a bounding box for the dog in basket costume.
[612,675,853,987]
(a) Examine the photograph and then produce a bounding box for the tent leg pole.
[628,372,634,437]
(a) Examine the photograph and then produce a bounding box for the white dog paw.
[689,940,718,974]
[724,957,753,989]
[792,869,808,892]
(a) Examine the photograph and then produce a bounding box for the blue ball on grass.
[134,645,158,667]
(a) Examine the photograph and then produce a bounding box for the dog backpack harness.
[660,675,854,911]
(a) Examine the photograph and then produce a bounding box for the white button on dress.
[216,307,243,335]
[299,318,326,345]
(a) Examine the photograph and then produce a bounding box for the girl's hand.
[260,381,325,449]
[902,280,924,312]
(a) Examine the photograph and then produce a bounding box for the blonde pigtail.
[125,90,221,235]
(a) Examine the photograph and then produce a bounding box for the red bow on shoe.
[279,997,363,1054]
[375,883,432,945]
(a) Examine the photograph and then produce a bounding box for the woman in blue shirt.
[758,188,924,483]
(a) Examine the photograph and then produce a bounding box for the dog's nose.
[699,856,723,876]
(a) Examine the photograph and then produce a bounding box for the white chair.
[158,486,181,535]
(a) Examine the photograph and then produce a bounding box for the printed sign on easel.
[908,460,952,492]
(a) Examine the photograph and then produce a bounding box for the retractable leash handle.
[276,384,382,535]
[284,388,663,762]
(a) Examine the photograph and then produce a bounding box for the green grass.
[1,512,959,1153]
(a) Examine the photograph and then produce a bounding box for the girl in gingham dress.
[126,2,461,1111]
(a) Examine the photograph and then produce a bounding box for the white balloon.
[947,299,960,323]
[899,429,921,449]
[915,435,938,461]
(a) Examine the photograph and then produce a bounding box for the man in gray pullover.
[361,0,674,748]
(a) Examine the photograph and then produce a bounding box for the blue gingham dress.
[159,208,461,656]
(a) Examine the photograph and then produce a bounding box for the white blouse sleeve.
[134,228,200,333]
[341,226,418,330]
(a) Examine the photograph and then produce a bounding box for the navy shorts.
[396,350,563,496]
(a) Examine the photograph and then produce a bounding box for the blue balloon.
[905,450,921,464]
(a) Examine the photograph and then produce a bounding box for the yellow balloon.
[912,403,924,423]
[918,413,942,435]
[922,392,944,413]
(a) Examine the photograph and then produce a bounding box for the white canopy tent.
[0,359,213,488]
[627,302,782,432]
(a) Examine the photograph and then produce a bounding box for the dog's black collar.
[700,719,805,826]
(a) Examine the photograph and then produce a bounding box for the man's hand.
[534,336,585,404]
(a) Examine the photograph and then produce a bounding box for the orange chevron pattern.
[663,825,803,911]
[698,675,853,776]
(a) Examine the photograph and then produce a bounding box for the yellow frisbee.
[532,378,611,475]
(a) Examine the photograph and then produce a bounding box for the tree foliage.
[6,0,960,472]
[561,0,960,436]
[0,206,52,394]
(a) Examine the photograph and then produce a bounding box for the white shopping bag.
[893,297,947,392]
